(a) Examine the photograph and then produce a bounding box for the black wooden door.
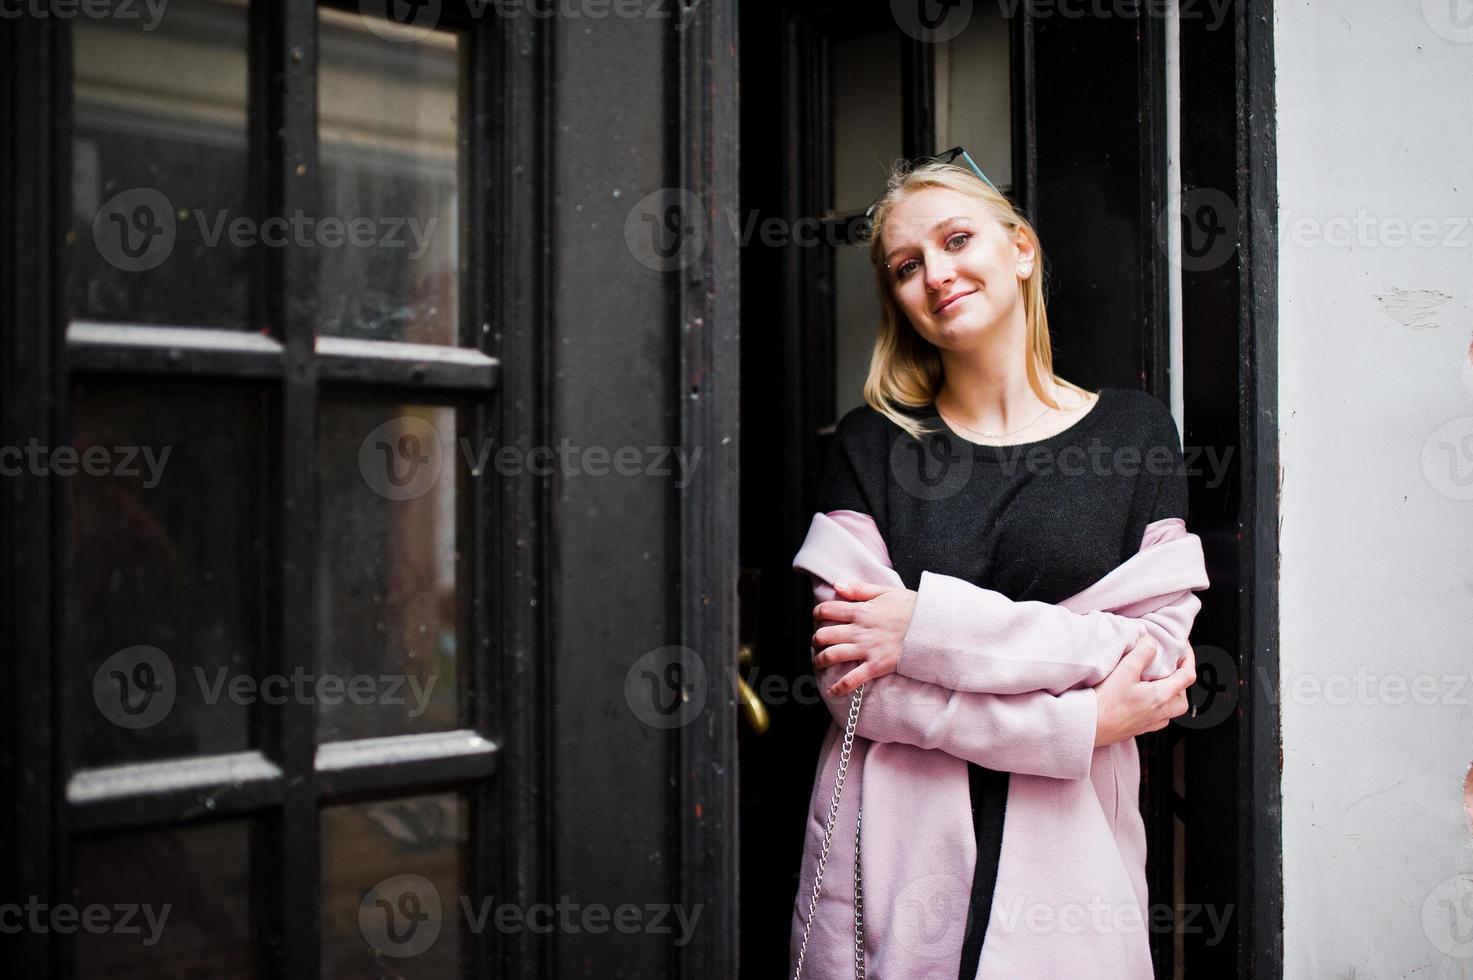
[4,1,746,976]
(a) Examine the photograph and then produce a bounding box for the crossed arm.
[812,512,1207,699]
[807,575,1104,781]
[800,511,1203,780]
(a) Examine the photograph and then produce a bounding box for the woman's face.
[878,186,1035,352]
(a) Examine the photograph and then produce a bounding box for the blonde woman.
[789,152,1209,977]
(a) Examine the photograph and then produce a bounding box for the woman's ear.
[1013,228,1037,267]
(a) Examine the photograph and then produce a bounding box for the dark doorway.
[735,2,1277,978]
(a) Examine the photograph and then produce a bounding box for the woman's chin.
[930,316,995,348]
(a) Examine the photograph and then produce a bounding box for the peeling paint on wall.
[1374,287,1453,329]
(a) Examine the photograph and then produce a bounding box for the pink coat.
[788,509,1210,979]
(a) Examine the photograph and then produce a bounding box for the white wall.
[1276,2,1473,976]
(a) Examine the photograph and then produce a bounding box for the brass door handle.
[737,642,770,734]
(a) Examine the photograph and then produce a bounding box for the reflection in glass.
[933,9,1014,192]
[317,9,465,345]
[831,31,903,216]
[321,792,469,978]
[69,381,262,768]
[71,0,252,328]
[316,402,462,743]
[74,820,256,979]
[831,31,902,418]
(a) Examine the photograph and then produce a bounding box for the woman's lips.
[934,289,976,314]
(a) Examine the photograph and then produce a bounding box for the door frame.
[674,0,742,977]
[736,1,1282,977]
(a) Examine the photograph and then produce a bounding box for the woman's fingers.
[1152,651,1197,698]
[1113,635,1159,681]
[812,643,865,669]
[812,599,858,623]
[811,623,858,649]
[1151,675,1194,723]
[828,663,876,698]
[833,581,895,601]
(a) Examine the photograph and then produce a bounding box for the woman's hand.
[1093,637,1198,747]
[810,581,919,698]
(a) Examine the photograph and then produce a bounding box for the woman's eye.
[895,260,919,279]
[946,232,971,250]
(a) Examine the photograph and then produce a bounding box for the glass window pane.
[317,9,465,345]
[831,31,901,417]
[831,31,902,215]
[321,792,469,977]
[834,245,879,419]
[934,11,1014,192]
[69,382,263,769]
[316,403,462,743]
[71,0,252,329]
[73,820,256,979]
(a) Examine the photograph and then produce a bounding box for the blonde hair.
[860,159,1089,441]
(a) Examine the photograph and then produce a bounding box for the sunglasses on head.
[863,146,1001,223]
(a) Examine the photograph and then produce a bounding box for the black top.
[812,386,1188,976]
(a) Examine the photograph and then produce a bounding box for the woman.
[789,156,1209,978]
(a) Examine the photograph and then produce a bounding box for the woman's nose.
[923,252,955,292]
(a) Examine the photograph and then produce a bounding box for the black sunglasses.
[863,146,1001,222]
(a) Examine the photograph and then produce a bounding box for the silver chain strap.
[793,684,866,980]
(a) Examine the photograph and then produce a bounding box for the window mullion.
[261,1,322,977]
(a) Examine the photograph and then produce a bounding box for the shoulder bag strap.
[793,685,866,980]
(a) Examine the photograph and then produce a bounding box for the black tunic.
[812,386,1189,977]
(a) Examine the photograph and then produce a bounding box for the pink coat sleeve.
[805,511,1098,780]
[896,517,1210,696]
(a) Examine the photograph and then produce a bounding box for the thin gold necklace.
[936,398,1057,441]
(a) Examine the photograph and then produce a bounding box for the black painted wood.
[1177,1,1281,977]
[676,0,742,976]
[261,3,323,975]
[1241,0,1282,975]
[544,5,689,975]
[486,7,552,980]
[0,13,60,977]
